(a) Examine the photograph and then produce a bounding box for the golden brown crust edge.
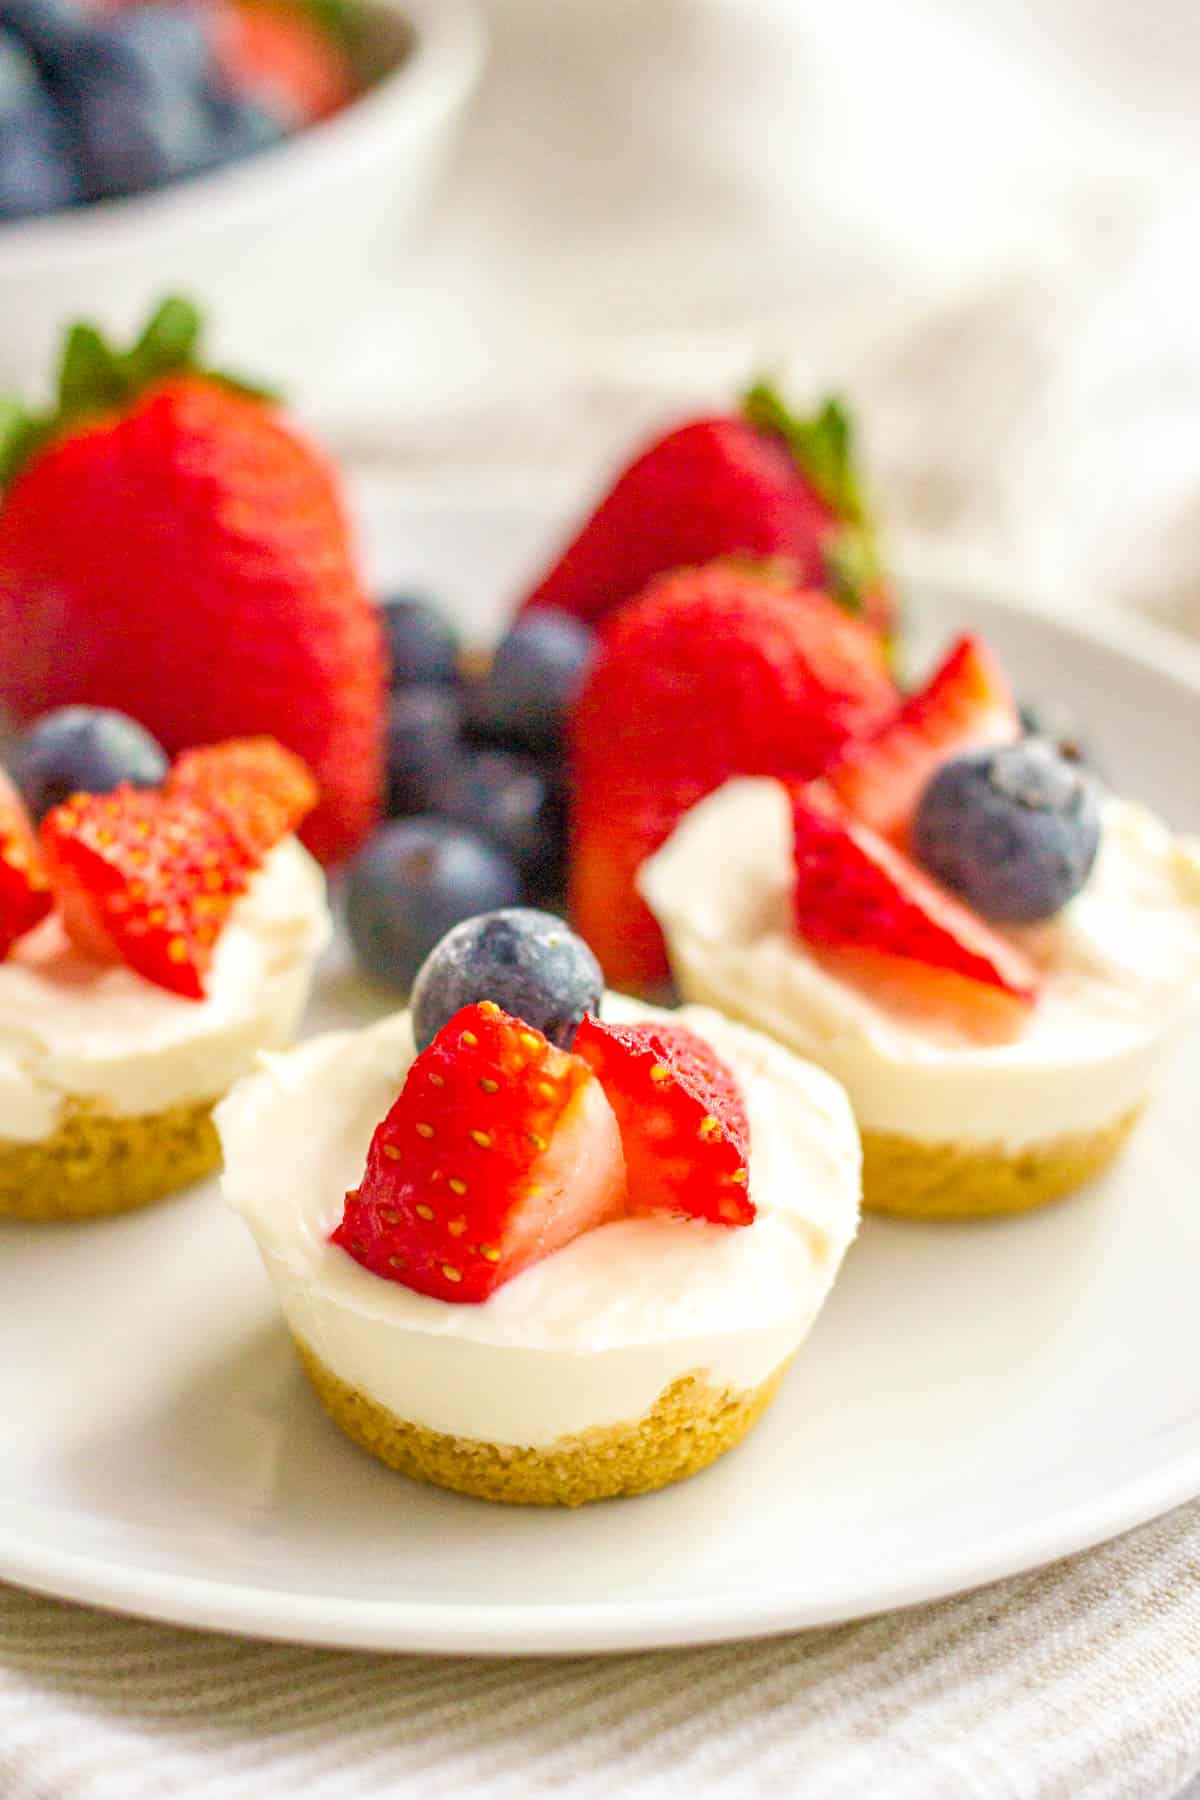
[0,1096,221,1221]
[860,1107,1142,1219]
[297,1339,792,1507]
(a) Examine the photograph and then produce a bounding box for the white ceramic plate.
[2,485,1199,1656]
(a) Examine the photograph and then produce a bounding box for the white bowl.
[0,0,486,389]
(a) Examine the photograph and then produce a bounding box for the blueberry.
[475,610,593,750]
[344,820,522,992]
[62,4,272,203]
[411,908,603,1053]
[385,685,465,817]
[379,594,460,690]
[0,29,79,219]
[6,706,168,820]
[1019,699,1103,779]
[432,747,566,896]
[913,740,1102,923]
[0,0,87,73]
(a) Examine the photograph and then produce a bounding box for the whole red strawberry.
[521,384,893,637]
[0,298,384,864]
[569,561,897,989]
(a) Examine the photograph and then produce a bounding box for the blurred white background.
[301,0,1200,636]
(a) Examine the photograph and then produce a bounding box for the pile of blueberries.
[345,600,594,993]
[0,0,286,220]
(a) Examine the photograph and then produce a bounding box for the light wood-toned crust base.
[0,1097,221,1221]
[860,1107,1142,1219]
[297,1340,790,1506]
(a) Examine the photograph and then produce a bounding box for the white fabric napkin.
[1,1499,1198,1800]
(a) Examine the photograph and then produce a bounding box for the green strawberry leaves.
[742,380,889,629]
[0,296,278,489]
[742,381,865,524]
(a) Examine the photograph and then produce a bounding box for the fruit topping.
[384,686,465,819]
[379,593,462,691]
[828,634,1019,842]
[913,740,1103,924]
[213,0,356,128]
[333,1002,627,1303]
[521,384,892,636]
[410,909,602,1054]
[40,784,254,999]
[0,769,52,957]
[344,819,522,992]
[0,25,81,220]
[432,747,567,903]
[790,784,1039,1037]
[574,1017,754,1225]
[6,705,168,823]
[473,610,595,753]
[569,561,897,989]
[0,298,385,866]
[168,735,317,856]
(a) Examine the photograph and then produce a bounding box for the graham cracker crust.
[860,1106,1142,1219]
[297,1339,791,1507]
[0,1096,221,1221]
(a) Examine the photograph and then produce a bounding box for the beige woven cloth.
[1,1497,1198,1800]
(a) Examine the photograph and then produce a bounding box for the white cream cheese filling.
[217,997,861,1447]
[0,837,330,1142]
[640,778,1200,1151]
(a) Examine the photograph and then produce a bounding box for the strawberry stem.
[742,381,866,524]
[0,296,278,489]
[743,379,893,630]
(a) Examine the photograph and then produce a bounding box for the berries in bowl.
[217,908,861,1505]
[0,0,484,383]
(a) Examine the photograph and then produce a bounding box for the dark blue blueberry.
[913,740,1102,923]
[202,91,287,164]
[344,819,521,992]
[385,685,465,817]
[1019,699,1104,779]
[0,0,88,74]
[379,594,460,690]
[6,706,168,820]
[431,747,566,897]
[0,28,80,218]
[411,908,603,1053]
[62,4,275,203]
[475,610,594,750]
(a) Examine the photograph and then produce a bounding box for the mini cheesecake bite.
[0,726,329,1220]
[219,912,860,1506]
[641,635,1200,1219]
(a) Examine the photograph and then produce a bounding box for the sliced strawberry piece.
[169,736,319,858]
[574,1017,754,1226]
[828,635,1019,843]
[0,770,52,958]
[333,1003,628,1304]
[790,784,1038,1038]
[40,788,255,999]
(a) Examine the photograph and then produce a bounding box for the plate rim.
[3,535,1200,1655]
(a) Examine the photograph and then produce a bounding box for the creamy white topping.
[0,838,330,1142]
[641,778,1200,1150]
[217,998,861,1447]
